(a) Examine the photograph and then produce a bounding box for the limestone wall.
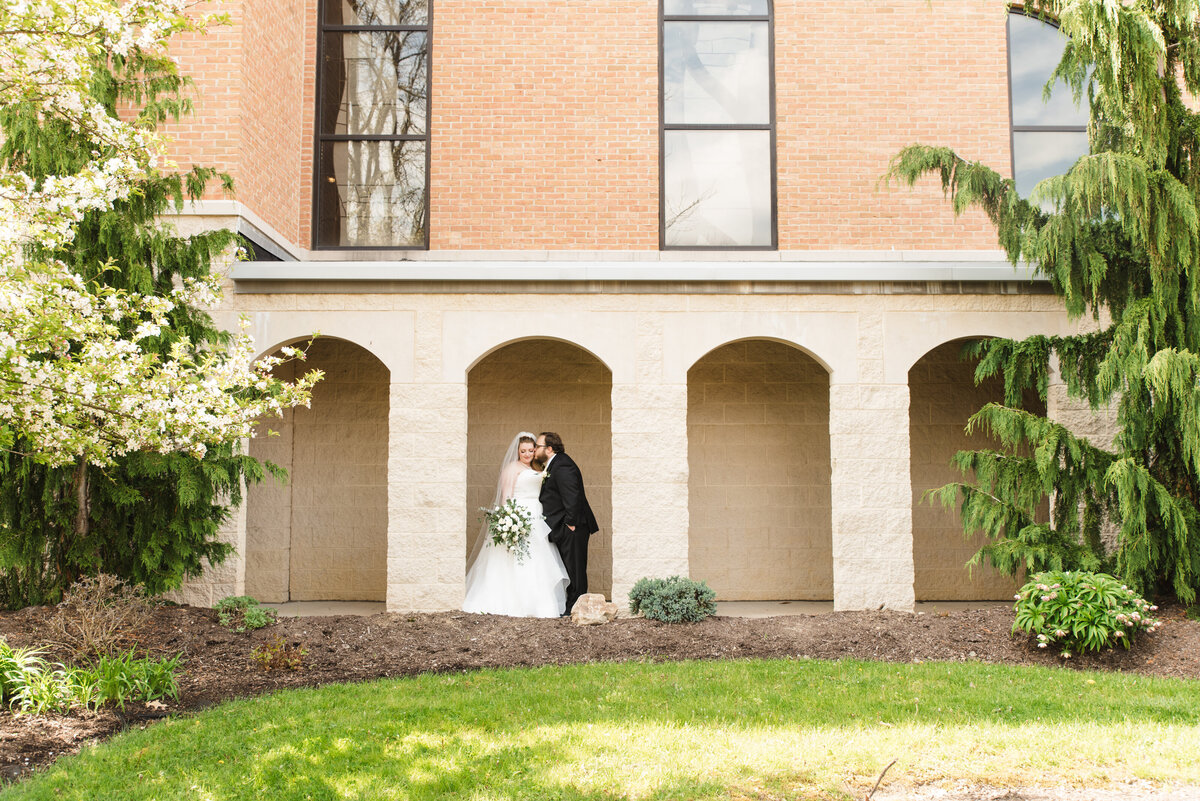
[244,360,295,602]
[170,272,1086,612]
[688,341,833,600]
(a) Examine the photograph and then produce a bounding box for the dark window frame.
[312,2,432,250]
[659,1,778,251]
[1006,8,1088,193]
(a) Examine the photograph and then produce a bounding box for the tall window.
[661,0,775,249]
[1007,11,1088,198]
[315,0,430,248]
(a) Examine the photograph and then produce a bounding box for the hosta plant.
[1013,571,1161,658]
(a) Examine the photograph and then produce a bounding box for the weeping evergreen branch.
[0,52,281,608]
[889,0,1200,602]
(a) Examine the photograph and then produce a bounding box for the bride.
[463,432,569,617]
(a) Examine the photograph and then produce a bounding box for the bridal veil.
[465,431,537,571]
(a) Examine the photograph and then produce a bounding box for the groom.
[535,432,599,616]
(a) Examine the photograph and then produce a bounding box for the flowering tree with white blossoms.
[0,0,317,467]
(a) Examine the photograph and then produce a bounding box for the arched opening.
[466,339,613,598]
[908,339,1046,600]
[245,337,389,602]
[687,339,832,600]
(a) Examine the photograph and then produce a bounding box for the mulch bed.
[1,603,1198,784]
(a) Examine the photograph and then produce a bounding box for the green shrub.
[1013,570,1162,658]
[0,637,180,713]
[0,639,45,706]
[629,576,717,623]
[214,595,278,632]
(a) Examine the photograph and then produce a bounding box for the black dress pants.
[556,527,589,613]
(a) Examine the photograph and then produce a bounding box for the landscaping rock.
[570,593,618,625]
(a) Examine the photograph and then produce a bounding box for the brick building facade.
[168,0,1110,611]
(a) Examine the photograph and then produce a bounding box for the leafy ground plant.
[1013,570,1161,658]
[0,638,179,714]
[214,595,278,633]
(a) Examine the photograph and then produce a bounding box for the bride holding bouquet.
[462,432,569,617]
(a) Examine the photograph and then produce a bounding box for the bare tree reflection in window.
[317,0,429,247]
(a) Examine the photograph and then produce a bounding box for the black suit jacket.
[538,452,599,538]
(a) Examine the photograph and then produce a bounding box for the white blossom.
[0,1,316,465]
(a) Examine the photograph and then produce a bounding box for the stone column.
[386,309,468,611]
[829,383,915,610]
[609,314,689,606]
[1045,360,1121,552]
[168,476,248,607]
[610,383,690,606]
[386,382,468,611]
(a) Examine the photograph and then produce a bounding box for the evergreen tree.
[888,0,1200,603]
[0,50,279,607]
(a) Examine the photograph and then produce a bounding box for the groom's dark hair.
[540,432,564,454]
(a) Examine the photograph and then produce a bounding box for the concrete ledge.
[232,259,1043,283]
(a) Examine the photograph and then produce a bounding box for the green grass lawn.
[5,658,1200,800]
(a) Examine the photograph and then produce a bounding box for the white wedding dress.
[462,468,569,617]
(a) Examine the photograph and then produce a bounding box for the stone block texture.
[246,339,389,602]
[829,383,915,611]
[467,340,613,597]
[687,341,833,600]
[908,340,1046,600]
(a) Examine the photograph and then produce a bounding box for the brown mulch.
[1,603,1198,786]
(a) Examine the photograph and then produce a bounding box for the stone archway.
[908,339,1045,600]
[245,337,389,602]
[466,339,613,598]
[687,339,832,600]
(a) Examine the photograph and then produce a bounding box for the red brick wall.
[169,0,1015,251]
[430,1,660,250]
[239,0,311,244]
[162,3,244,196]
[775,0,1007,249]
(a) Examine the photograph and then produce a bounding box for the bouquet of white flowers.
[480,499,532,563]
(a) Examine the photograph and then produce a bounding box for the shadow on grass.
[5,659,1199,800]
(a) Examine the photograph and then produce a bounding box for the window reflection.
[316,0,429,248]
[318,141,427,248]
[320,31,428,136]
[1012,131,1089,198]
[324,0,428,27]
[664,0,768,15]
[662,0,774,248]
[1008,14,1087,127]
[665,131,771,247]
[664,22,769,125]
[1007,12,1089,201]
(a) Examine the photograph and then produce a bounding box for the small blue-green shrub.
[214,595,278,632]
[629,576,717,623]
